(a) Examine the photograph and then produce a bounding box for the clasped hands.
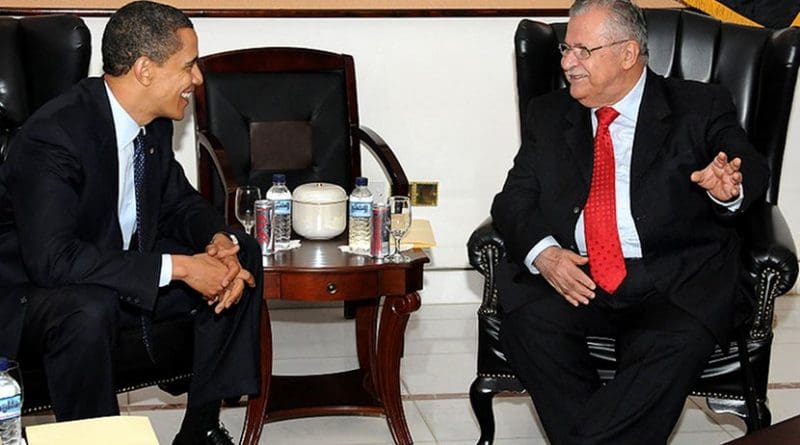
[173,233,256,314]
[535,151,743,307]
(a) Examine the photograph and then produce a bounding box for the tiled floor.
[23,294,800,444]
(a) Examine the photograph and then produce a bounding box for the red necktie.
[585,106,626,294]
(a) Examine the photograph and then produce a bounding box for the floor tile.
[767,343,800,383]
[766,388,800,424]
[214,400,433,445]
[127,386,187,407]
[666,431,736,445]
[401,353,476,395]
[415,397,544,442]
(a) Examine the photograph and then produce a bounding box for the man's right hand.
[533,246,596,306]
[172,253,236,303]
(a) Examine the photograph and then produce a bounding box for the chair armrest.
[196,130,240,224]
[467,217,508,316]
[740,202,799,339]
[468,217,507,277]
[357,126,409,196]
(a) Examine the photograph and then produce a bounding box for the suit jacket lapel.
[89,80,124,249]
[631,70,672,191]
[564,100,594,187]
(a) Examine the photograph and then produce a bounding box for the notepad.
[401,219,436,248]
[26,415,159,445]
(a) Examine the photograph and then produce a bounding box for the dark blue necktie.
[133,130,147,252]
[133,130,156,363]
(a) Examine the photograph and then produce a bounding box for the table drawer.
[275,271,379,301]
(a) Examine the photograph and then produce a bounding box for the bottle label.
[350,201,372,218]
[0,394,21,420]
[274,199,291,215]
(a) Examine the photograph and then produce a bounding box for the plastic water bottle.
[0,357,21,445]
[348,177,373,254]
[266,174,292,250]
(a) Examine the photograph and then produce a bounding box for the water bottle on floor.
[267,174,292,250]
[348,177,373,254]
[0,357,22,445]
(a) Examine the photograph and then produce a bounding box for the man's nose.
[561,50,578,71]
[192,64,204,86]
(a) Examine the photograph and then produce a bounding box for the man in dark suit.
[0,2,260,444]
[491,0,770,443]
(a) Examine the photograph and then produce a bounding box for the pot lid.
[293,182,348,204]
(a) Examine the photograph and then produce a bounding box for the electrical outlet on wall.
[410,181,438,206]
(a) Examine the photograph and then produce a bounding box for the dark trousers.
[18,236,262,421]
[500,260,717,445]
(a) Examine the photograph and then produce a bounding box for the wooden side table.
[241,239,429,445]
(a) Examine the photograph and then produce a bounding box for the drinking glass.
[387,195,412,263]
[235,186,261,236]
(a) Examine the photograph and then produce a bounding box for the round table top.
[263,237,429,272]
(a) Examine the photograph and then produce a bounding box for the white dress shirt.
[105,82,172,286]
[524,69,743,274]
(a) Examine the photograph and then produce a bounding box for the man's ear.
[620,41,640,70]
[132,56,153,86]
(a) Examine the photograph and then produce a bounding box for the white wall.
[80,16,800,301]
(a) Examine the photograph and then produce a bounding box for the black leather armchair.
[0,15,91,162]
[467,9,800,444]
[0,15,195,415]
[194,47,409,225]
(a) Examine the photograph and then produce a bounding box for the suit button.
[19,296,27,304]
[149,147,155,154]
[572,206,580,214]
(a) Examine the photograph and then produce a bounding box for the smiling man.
[0,2,261,444]
[491,0,770,443]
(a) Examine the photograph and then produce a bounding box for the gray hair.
[102,1,193,76]
[570,0,649,59]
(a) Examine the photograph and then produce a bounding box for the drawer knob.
[326,283,337,294]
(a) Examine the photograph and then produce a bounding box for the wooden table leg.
[355,298,380,397]
[241,302,273,445]
[377,292,421,445]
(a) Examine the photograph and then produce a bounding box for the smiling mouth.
[567,73,587,82]
[180,91,192,100]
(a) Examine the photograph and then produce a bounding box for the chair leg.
[735,329,771,433]
[470,377,498,445]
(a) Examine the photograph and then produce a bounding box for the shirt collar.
[593,67,647,122]
[104,80,143,151]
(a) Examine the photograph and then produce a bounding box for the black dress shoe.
[173,422,235,445]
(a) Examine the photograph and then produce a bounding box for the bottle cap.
[0,357,8,372]
[272,173,286,184]
[355,177,368,187]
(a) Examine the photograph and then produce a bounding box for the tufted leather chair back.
[515,9,800,204]
[195,47,360,215]
[0,15,91,162]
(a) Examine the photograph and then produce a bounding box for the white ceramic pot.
[292,182,348,239]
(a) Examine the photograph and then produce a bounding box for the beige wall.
[77,15,800,301]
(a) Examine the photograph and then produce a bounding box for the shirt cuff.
[159,254,173,287]
[524,236,561,275]
[707,186,744,212]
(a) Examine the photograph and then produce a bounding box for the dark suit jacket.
[0,77,227,357]
[491,70,770,342]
